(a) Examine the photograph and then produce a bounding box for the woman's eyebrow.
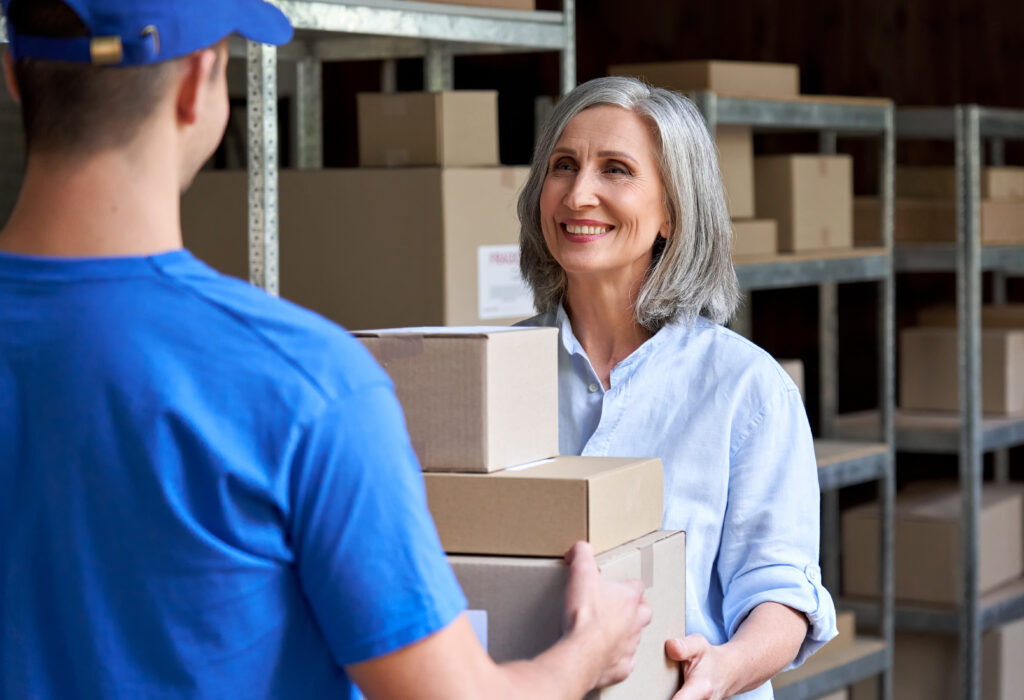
[552,147,576,156]
[598,150,639,166]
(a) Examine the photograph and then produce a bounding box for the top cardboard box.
[609,60,800,100]
[357,91,500,167]
[897,166,1024,201]
[355,327,558,472]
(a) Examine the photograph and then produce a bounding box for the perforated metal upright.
[696,94,896,700]
[241,0,577,293]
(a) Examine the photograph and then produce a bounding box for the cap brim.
[234,0,294,46]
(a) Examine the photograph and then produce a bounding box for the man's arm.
[348,542,652,700]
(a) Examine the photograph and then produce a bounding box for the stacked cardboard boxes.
[609,60,858,258]
[355,326,687,699]
[854,166,1024,246]
[182,90,534,330]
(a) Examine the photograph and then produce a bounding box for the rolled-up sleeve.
[719,384,838,668]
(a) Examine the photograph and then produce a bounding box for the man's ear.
[3,50,22,105]
[175,48,217,126]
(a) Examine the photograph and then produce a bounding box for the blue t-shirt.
[0,249,467,699]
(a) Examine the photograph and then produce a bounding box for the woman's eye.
[551,160,575,172]
[607,163,631,175]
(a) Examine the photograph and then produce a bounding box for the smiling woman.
[517,77,838,700]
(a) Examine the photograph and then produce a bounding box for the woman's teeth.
[565,224,611,235]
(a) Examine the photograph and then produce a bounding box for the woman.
[518,76,837,699]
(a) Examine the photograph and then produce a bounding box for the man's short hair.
[7,0,178,156]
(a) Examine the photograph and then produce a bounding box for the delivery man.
[0,1,651,697]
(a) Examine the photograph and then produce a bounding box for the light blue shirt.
[522,306,837,699]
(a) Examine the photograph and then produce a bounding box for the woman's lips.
[561,221,614,236]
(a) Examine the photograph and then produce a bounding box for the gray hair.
[518,76,740,331]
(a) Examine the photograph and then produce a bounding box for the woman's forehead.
[555,105,657,157]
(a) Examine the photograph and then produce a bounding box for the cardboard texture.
[900,327,1024,415]
[609,60,799,99]
[816,691,849,700]
[355,327,558,472]
[716,126,755,217]
[450,530,685,700]
[853,196,1024,245]
[754,155,853,252]
[842,484,1024,605]
[732,218,778,257]
[425,456,664,555]
[896,166,1024,201]
[181,167,532,329]
[850,618,1024,700]
[778,359,805,402]
[357,91,499,167]
[917,304,1024,329]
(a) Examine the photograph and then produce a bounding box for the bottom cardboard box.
[850,618,1024,700]
[732,218,778,257]
[450,530,685,700]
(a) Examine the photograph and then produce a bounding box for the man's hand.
[563,541,653,688]
[666,635,734,700]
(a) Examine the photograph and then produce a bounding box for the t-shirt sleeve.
[719,383,838,669]
[286,381,467,667]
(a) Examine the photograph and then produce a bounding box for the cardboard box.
[355,327,557,472]
[850,618,1024,700]
[732,219,778,257]
[609,60,799,99]
[451,530,685,699]
[357,91,499,167]
[830,610,856,653]
[717,125,755,218]
[425,456,663,555]
[815,690,849,700]
[778,358,805,402]
[842,485,1024,605]
[896,166,1024,201]
[900,327,1024,415]
[917,304,1024,329]
[754,155,853,252]
[853,196,1024,245]
[181,167,534,329]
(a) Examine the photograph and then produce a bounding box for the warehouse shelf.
[889,104,1024,700]
[840,577,1024,635]
[734,247,888,291]
[772,637,888,700]
[701,93,896,700]
[893,243,1024,272]
[816,440,888,490]
[837,409,1024,454]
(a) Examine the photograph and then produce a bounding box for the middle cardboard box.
[355,326,559,473]
[425,455,664,556]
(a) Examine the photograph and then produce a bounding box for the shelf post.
[956,104,983,700]
[560,0,576,95]
[247,41,280,296]
[424,41,453,92]
[296,55,323,170]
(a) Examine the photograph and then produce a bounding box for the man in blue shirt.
[0,1,651,697]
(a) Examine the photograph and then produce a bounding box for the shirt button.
[588,383,599,393]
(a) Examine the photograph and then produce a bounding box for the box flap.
[492,455,660,480]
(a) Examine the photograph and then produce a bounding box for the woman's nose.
[564,171,600,210]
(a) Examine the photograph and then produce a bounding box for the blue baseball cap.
[2,0,293,66]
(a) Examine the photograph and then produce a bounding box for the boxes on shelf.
[754,155,853,252]
[777,359,805,402]
[451,530,685,699]
[357,91,500,167]
[732,219,777,257]
[853,197,1024,245]
[609,60,799,100]
[900,327,1024,415]
[896,166,1024,201]
[716,125,755,217]
[181,167,534,329]
[842,484,1024,605]
[850,618,1024,700]
[354,327,558,472]
[425,456,663,556]
[917,304,1024,329]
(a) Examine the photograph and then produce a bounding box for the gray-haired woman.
[518,76,838,699]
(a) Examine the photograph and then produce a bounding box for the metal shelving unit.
[835,105,1024,700]
[236,0,577,295]
[698,93,897,700]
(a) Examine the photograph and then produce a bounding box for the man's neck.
[0,144,184,258]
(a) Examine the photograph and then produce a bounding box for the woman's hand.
[665,634,736,700]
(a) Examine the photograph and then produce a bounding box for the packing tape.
[376,334,425,363]
[640,543,654,589]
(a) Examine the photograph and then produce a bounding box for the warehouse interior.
[2,1,1024,699]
